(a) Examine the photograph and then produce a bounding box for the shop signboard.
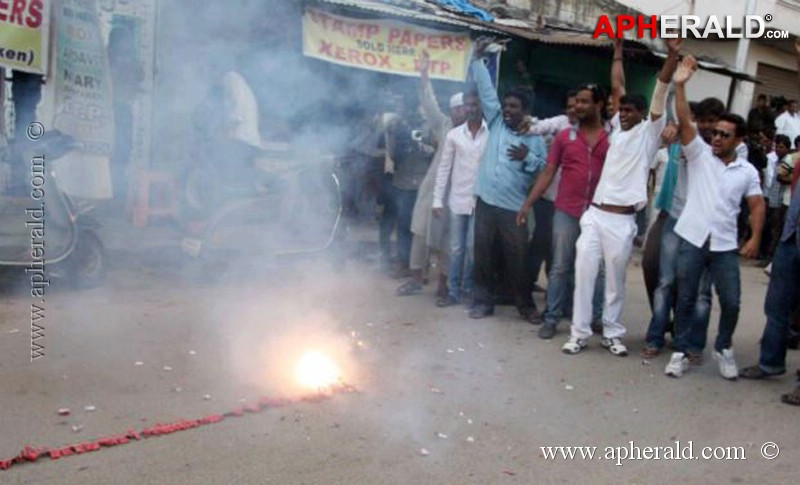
[303,7,472,81]
[0,0,48,74]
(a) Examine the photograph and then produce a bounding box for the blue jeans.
[758,236,800,373]
[448,212,474,300]
[645,217,712,349]
[543,209,603,326]
[674,238,740,353]
[393,186,418,268]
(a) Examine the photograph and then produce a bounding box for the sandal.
[601,337,628,357]
[740,365,785,380]
[395,280,423,296]
[640,345,661,359]
[780,386,800,406]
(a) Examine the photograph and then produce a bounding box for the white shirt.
[593,114,666,210]
[433,121,489,215]
[222,71,261,148]
[674,135,762,252]
[764,151,778,191]
[775,111,800,143]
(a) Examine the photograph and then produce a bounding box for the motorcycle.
[0,131,105,288]
[177,141,345,271]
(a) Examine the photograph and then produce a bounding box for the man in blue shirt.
[469,41,547,320]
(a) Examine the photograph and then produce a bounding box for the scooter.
[0,131,105,288]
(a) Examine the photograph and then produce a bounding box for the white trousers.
[571,206,637,340]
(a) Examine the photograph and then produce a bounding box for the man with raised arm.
[664,56,765,380]
[556,38,680,356]
[468,39,547,321]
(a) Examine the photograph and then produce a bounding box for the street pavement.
[0,218,797,484]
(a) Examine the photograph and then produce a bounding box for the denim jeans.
[758,236,800,373]
[448,212,474,301]
[543,209,603,326]
[645,217,712,349]
[674,238,740,353]
[393,186,418,268]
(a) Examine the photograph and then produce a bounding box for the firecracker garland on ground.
[0,386,355,472]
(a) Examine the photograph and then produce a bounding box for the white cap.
[449,92,465,109]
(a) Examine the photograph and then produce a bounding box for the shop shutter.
[752,62,800,105]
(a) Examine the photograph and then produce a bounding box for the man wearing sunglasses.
[664,56,765,380]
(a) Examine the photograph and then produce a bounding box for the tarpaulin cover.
[434,0,494,22]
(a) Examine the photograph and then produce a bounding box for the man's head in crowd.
[464,91,483,125]
[574,84,606,125]
[618,93,648,131]
[449,92,468,126]
[566,89,578,125]
[502,86,532,131]
[711,113,746,160]
[789,99,799,115]
[695,97,726,143]
[775,135,792,159]
[755,94,768,109]
[794,135,800,151]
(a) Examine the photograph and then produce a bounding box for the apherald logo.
[593,14,789,39]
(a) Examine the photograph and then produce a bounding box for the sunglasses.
[711,129,733,140]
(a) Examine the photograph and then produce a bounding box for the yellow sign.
[303,8,472,81]
[0,0,48,74]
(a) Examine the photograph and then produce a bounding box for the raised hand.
[419,50,430,74]
[673,55,697,85]
[665,37,682,53]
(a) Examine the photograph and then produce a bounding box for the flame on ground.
[294,350,342,391]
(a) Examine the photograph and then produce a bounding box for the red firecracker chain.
[0,386,355,472]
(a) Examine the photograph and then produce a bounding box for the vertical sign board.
[40,0,115,199]
[0,0,48,74]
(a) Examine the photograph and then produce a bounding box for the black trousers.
[527,198,554,288]
[473,198,533,311]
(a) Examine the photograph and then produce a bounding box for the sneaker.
[538,322,557,340]
[665,352,689,378]
[600,337,628,357]
[712,348,738,380]
[562,336,588,354]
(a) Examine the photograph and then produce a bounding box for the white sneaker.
[600,337,628,357]
[713,348,738,380]
[665,352,689,378]
[562,336,588,355]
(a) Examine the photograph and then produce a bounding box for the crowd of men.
[340,38,800,407]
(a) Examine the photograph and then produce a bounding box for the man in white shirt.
[432,93,489,306]
[561,38,679,356]
[775,100,800,143]
[664,56,766,380]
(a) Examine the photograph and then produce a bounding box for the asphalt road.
[0,232,797,484]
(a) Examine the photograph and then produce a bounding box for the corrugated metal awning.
[310,0,758,83]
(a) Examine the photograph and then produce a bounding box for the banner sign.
[303,8,472,81]
[0,0,48,74]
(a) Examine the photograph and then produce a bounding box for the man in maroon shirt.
[518,84,610,339]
